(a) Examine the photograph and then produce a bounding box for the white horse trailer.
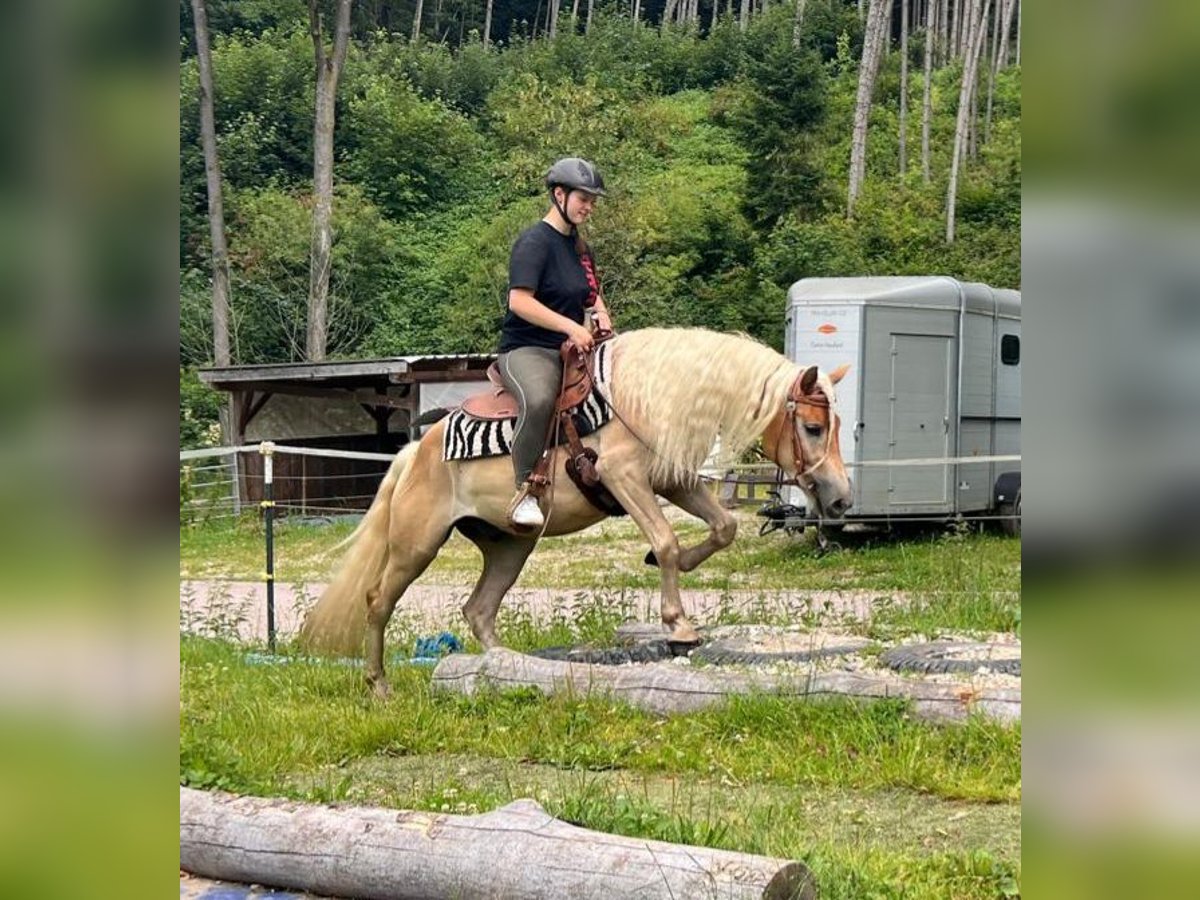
[784,276,1021,532]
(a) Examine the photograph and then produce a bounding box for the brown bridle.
[773,372,835,491]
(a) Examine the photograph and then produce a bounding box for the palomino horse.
[300,327,852,696]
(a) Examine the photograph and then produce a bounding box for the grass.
[181,635,1021,898]
[180,505,1021,897]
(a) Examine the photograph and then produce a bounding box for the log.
[180,788,815,900]
[432,648,1020,725]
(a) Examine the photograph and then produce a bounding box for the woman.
[498,157,614,528]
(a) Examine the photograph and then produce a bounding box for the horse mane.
[608,328,800,485]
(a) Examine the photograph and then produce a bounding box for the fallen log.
[432,647,1020,724]
[180,787,815,900]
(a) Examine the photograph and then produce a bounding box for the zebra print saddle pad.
[442,340,615,462]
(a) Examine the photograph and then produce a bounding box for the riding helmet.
[545,157,606,196]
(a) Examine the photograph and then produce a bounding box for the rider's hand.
[568,322,594,351]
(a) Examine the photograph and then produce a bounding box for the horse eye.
[804,423,823,437]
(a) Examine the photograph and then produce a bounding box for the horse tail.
[298,441,420,658]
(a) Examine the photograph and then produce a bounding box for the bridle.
[775,373,836,491]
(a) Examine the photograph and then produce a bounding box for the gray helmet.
[545,157,606,196]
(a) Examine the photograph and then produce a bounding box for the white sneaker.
[511,495,545,527]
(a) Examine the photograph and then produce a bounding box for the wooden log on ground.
[180,787,815,900]
[432,648,1020,724]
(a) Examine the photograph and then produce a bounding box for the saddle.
[460,333,625,520]
[461,344,595,421]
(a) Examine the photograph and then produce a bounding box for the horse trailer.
[783,276,1021,532]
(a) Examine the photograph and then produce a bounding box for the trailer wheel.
[1000,489,1021,537]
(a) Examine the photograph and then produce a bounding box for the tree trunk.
[1015,0,1020,65]
[432,648,1021,724]
[181,788,817,900]
[792,0,807,48]
[938,0,948,64]
[921,0,936,183]
[586,0,594,33]
[946,0,991,243]
[899,0,909,176]
[190,0,231,367]
[548,0,559,38]
[985,0,1008,144]
[483,0,494,47]
[307,0,352,363]
[740,0,751,30]
[571,0,580,27]
[997,0,1016,68]
[846,0,890,216]
[411,0,423,41]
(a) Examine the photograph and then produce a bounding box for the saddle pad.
[443,340,615,463]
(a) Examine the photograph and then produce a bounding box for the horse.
[299,327,852,697]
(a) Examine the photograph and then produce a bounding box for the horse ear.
[800,365,819,395]
[829,363,851,385]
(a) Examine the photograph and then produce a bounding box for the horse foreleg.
[595,461,700,644]
[660,481,739,573]
[459,528,537,649]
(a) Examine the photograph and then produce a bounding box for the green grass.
[181,507,1020,897]
[181,635,1021,898]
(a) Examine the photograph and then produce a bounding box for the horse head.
[764,363,853,521]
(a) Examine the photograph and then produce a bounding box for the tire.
[879,641,1021,676]
[691,635,868,666]
[1000,489,1021,537]
[531,642,682,665]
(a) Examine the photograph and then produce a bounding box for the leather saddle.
[462,342,595,421]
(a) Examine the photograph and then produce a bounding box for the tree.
[412,0,424,41]
[846,0,889,217]
[898,0,909,176]
[483,0,494,47]
[921,0,936,183]
[307,0,353,361]
[190,0,233,366]
[792,0,807,50]
[946,0,991,242]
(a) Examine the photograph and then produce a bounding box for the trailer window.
[1001,334,1020,365]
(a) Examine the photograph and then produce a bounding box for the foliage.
[179,368,224,449]
[180,8,1022,367]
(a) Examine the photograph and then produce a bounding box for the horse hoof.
[644,550,658,567]
[667,625,701,645]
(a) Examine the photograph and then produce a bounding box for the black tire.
[691,637,867,667]
[1000,489,1021,537]
[879,641,1021,676]
[530,642,684,665]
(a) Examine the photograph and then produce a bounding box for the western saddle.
[460,332,624,521]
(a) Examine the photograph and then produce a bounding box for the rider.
[498,157,614,528]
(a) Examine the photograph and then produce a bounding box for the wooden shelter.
[198,354,494,513]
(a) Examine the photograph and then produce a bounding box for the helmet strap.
[550,187,577,235]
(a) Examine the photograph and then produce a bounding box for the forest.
[180,0,1020,444]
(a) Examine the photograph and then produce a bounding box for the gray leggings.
[497,346,562,487]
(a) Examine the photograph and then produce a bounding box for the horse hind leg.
[365,517,450,698]
[456,518,537,649]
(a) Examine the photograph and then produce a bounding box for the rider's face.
[559,189,597,225]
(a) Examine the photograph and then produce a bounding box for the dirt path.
[180,579,898,644]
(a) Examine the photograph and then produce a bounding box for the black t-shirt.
[499,221,591,352]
